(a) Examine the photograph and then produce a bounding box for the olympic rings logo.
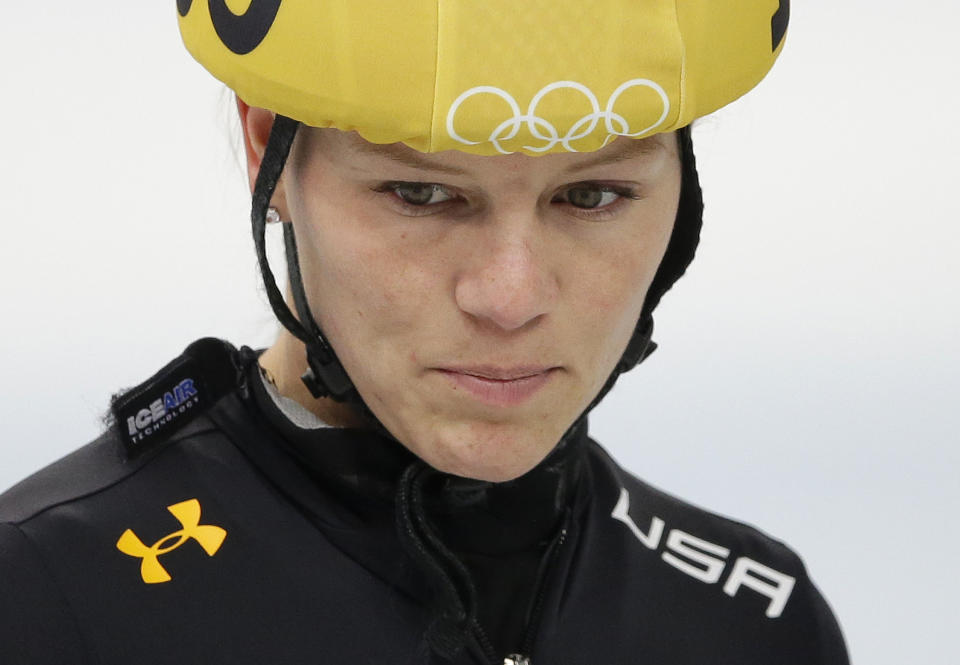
[446,79,671,154]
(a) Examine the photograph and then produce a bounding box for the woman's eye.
[390,183,454,206]
[562,186,631,210]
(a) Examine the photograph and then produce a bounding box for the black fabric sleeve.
[799,568,851,665]
[0,522,92,664]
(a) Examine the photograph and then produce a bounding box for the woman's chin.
[403,420,562,483]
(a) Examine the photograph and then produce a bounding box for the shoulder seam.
[7,419,219,526]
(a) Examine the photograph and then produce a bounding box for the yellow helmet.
[178,0,788,156]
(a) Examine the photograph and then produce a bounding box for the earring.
[266,206,284,224]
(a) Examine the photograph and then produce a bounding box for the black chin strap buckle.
[301,345,354,400]
[638,339,658,364]
[619,316,657,372]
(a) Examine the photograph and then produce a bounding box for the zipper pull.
[504,656,531,665]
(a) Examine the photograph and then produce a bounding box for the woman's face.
[279,126,681,482]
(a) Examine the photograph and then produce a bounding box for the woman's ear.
[237,96,289,216]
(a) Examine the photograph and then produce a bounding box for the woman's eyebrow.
[348,137,468,175]
[561,138,664,174]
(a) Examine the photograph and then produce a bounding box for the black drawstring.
[396,461,484,660]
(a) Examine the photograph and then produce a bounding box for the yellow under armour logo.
[116,499,227,584]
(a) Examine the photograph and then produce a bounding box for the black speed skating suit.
[0,338,849,664]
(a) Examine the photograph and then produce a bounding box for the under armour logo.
[116,499,227,584]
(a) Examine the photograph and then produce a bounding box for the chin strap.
[280,223,354,399]
[251,114,355,402]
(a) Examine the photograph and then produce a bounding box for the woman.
[0,1,848,663]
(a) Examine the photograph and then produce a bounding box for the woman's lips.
[436,367,558,407]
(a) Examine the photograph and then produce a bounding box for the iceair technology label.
[125,378,199,441]
[112,355,207,457]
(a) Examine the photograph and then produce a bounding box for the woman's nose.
[454,223,559,332]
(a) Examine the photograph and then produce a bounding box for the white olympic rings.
[446,79,671,154]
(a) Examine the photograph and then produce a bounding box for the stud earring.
[266,206,284,224]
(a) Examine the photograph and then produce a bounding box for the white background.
[1,3,957,663]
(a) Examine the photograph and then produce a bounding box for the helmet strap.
[251,114,357,402]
